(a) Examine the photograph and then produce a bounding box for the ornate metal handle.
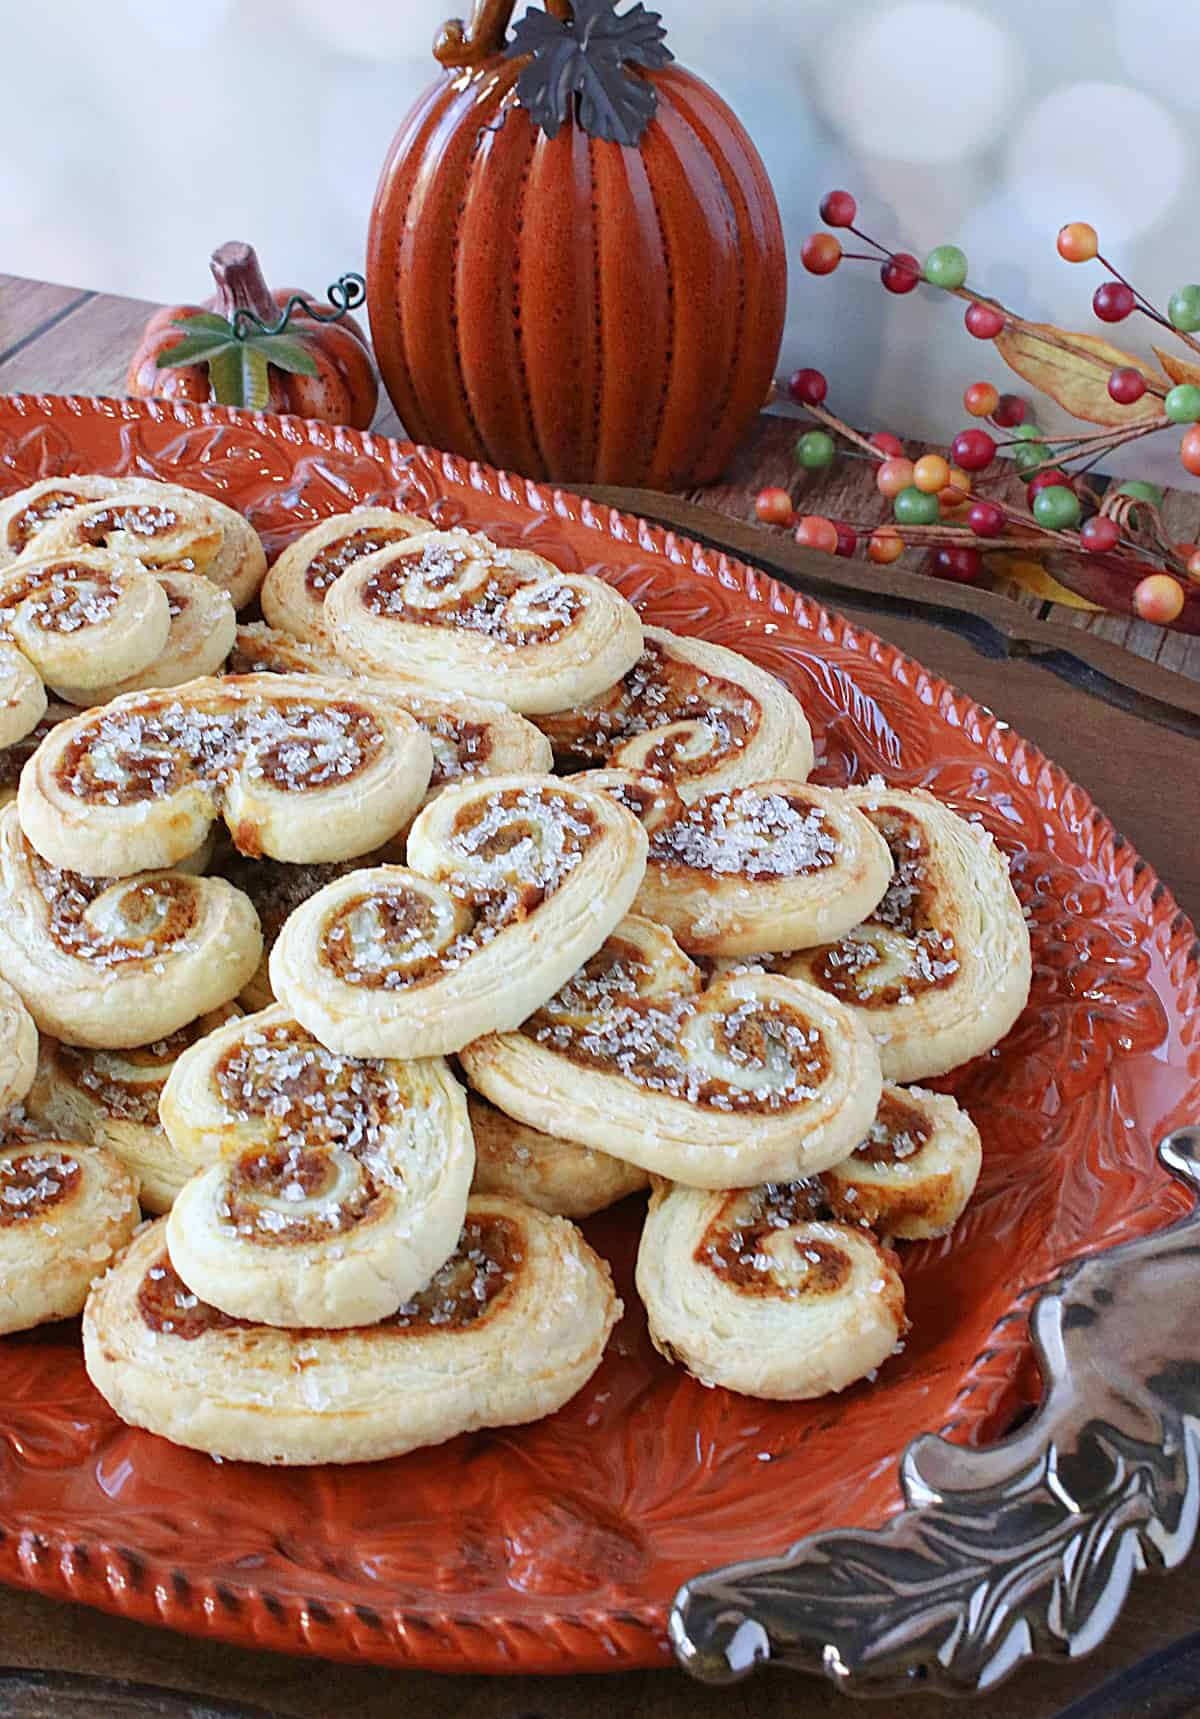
[670,1128,1200,1696]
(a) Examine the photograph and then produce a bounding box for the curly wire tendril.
[229,273,367,342]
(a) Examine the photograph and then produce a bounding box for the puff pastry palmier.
[0,974,36,1113]
[53,574,236,707]
[18,672,433,876]
[468,1094,648,1218]
[0,642,47,749]
[636,1178,905,1400]
[0,804,261,1048]
[84,1196,620,1464]
[820,1082,981,1241]
[260,508,426,644]
[0,548,171,705]
[270,774,647,1058]
[0,1128,139,1334]
[539,627,813,801]
[460,915,883,1188]
[781,786,1031,1081]
[8,476,266,609]
[228,623,552,794]
[26,1009,240,1213]
[323,529,644,714]
[160,1006,474,1327]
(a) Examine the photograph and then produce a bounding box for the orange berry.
[1057,222,1099,263]
[939,468,972,510]
[801,232,842,275]
[868,528,905,565]
[913,453,951,494]
[755,486,794,527]
[1181,425,1200,477]
[1172,540,1199,560]
[1133,572,1185,624]
[964,381,999,418]
[876,457,914,498]
[794,514,839,553]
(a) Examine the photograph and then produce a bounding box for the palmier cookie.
[0,1129,139,1334]
[579,769,892,955]
[538,626,814,800]
[780,786,1031,1081]
[53,573,236,707]
[3,475,266,609]
[0,974,36,1114]
[159,1006,474,1327]
[26,1009,240,1214]
[460,915,883,1189]
[468,1094,648,1219]
[323,528,644,714]
[270,774,648,1059]
[0,803,261,1048]
[228,623,553,793]
[260,508,426,645]
[636,1178,905,1400]
[84,1197,620,1465]
[820,1082,981,1242]
[18,672,433,877]
[0,643,47,750]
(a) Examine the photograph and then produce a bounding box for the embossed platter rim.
[0,392,1194,1678]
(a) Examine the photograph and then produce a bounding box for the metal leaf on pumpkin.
[506,0,673,145]
[1153,346,1200,389]
[993,323,1166,426]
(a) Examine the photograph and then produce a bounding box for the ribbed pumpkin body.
[367,60,786,488]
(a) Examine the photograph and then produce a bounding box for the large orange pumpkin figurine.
[367,0,786,488]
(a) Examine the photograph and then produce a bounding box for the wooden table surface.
[1,273,1199,1719]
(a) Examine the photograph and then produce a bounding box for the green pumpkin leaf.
[155,330,239,369]
[169,310,234,335]
[245,333,319,377]
[207,343,271,411]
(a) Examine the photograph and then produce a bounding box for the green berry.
[1117,479,1164,507]
[1167,285,1200,333]
[893,486,940,525]
[1013,442,1051,475]
[1032,485,1081,530]
[923,245,968,290]
[1012,423,1044,440]
[1165,383,1200,424]
[795,430,835,470]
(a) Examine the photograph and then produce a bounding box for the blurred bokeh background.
[2,0,1196,479]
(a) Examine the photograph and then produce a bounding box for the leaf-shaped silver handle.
[670,1129,1200,1696]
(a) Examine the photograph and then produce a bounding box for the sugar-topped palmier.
[260,508,426,645]
[0,643,48,750]
[159,1005,474,1327]
[579,769,893,955]
[270,773,648,1059]
[322,528,644,714]
[0,973,36,1114]
[538,627,813,801]
[0,803,261,1048]
[3,475,266,609]
[781,786,1031,1081]
[53,572,237,708]
[636,1178,906,1400]
[820,1082,981,1241]
[18,672,433,877]
[468,1093,648,1219]
[0,1126,139,1334]
[459,915,883,1189]
[26,1008,240,1213]
[84,1196,620,1464]
[228,623,553,793]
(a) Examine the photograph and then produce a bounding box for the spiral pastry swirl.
[18,672,433,877]
[537,627,814,801]
[260,508,426,645]
[819,1081,982,1241]
[459,914,883,1188]
[0,547,173,703]
[323,528,644,713]
[160,1005,475,1327]
[0,803,261,1047]
[270,773,648,1059]
[83,1196,620,1465]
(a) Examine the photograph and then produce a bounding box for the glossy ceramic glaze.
[0,394,1195,1676]
[366,44,786,487]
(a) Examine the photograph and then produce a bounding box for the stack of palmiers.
[0,494,1031,1464]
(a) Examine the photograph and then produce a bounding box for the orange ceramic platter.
[0,394,1195,1675]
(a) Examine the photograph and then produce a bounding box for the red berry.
[1108,366,1148,405]
[1027,468,1072,498]
[819,189,856,228]
[964,381,999,418]
[967,501,1005,537]
[869,431,905,458]
[794,514,839,553]
[1093,280,1135,322]
[881,252,921,294]
[754,487,794,527]
[964,302,1005,339]
[802,232,842,275]
[1080,516,1119,553]
[788,367,828,406]
[928,547,983,584]
[950,428,996,471]
[1180,425,1200,477]
[833,521,858,558]
[992,394,1027,428]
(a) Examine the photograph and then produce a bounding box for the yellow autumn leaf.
[1153,345,1200,388]
[994,323,1164,426]
[996,555,1103,610]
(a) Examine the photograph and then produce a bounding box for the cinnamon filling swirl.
[31,852,200,965]
[855,1091,933,1166]
[303,526,417,596]
[649,789,838,880]
[0,1148,82,1224]
[696,1183,853,1297]
[360,546,581,642]
[0,564,122,633]
[5,487,92,553]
